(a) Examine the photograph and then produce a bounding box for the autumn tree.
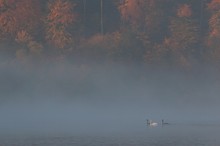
[161,4,199,67]
[116,0,169,64]
[0,0,43,64]
[118,0,171,38]
[0,0,42,40]
[46,0,77,50]
[207,0,220,63]
[15,30,43,64]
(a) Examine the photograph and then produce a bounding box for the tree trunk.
[100,0,103,35]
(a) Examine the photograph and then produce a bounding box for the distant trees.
[0,0,219,67]
[46,0,77,50]
[15,30,43,63]
[143,3,200,67]
[0,0,43,64]
[207,0,220,63]
[117,0,170,64]
[161,4,199,67]
[0,0,42,40]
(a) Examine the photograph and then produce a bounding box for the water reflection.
[0,124,220,146]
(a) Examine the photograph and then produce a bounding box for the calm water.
[0,124,220,146]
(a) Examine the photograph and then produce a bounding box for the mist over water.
[0,62,220,137]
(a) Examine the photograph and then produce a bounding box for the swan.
[147,119,158,126]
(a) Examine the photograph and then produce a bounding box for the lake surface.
[0,124,220,146]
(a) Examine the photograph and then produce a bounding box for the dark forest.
[0,0,220,69]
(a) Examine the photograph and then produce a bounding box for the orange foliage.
[0,0,41,38]
[46,0,77,49]
[177,4,192,17]
[47,0,76,27]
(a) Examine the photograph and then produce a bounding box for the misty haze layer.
[0,63,220,135]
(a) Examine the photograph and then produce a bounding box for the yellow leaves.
[177,4,192,18]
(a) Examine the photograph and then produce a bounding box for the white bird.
[147,119,158,127]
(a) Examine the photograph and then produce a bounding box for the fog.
[0,62,220,136]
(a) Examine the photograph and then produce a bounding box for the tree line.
[0,0,220,68]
